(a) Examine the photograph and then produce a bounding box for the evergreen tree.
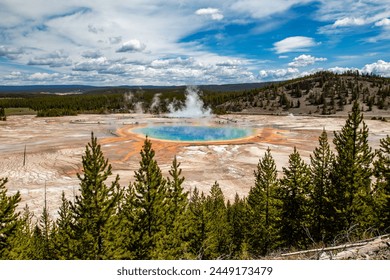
[279,147,312,249]
[203,182,231,259]
[310,129,334,243]
[227,193,248,259]
[186,187,207,259]
[70,132,122,259]
[7,206,35,259]
[129,137,168,259]
[152,156,189,259]
[52,192,75,259]
[331,101,374,237]
[373,135,390,231]
[0,178,21,259]
[246,148,281,256]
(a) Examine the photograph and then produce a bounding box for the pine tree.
[203,182,231,259]
[186,187,207,259]
[227,193,248,259]
[310,129,334,243]
[70,132,122,259]
[373,135,390,231]
[279,147,312,249]
[129,137,168,259]
[331,100,374,237]
[0,178,21,259]
[247,148,281,256]
[52,192,75,259]
[7,205,34,259]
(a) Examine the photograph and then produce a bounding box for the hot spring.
[132,125,255,142]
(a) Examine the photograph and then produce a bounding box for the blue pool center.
[133,125,255,142]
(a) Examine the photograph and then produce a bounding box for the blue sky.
[0,0,389,86]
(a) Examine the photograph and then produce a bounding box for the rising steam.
[168,86,212,118]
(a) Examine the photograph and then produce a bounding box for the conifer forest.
[1,100,390,260]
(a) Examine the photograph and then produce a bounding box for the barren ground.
[1,113,389,219]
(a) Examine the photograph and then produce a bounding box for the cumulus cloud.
[28,72,60,81]
[28,50,72,67]
[195,8,224,20]
[273,36,317,54]
[150,57,195,69]
[332,17,367,27]
[116,39,146,53]
[361,60,390,77]
[0,45,23,59]
[73,57,111,72]
[81,50,102,59]
[259,67,300,80]
[288,54,327,67]
[375,18,390,27]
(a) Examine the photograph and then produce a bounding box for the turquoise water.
[133,125,254,141]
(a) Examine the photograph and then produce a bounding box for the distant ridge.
[0,82,273,94]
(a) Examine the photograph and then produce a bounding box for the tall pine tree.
[279,147,312,249]
[129,137,168,259]
[70,132,122,259]
[310,129,334,243]
[331,100,374,238]
[203,182,231,259]
[247,148,281,256]
[152,156,189,259]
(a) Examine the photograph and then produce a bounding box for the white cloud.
[195,8,224,21]
[29,72,60,81]
[332,17,367,27]
[375,18,390,27]
[288,54,327,67]
[28,50,72,67]
[361,60,390,77]
[259,67,300,80]
[327,66,359,74]
[116,40,146,53]
[0,45,23,59]
[273,37,317,54]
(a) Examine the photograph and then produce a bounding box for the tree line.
[1,101,390,259]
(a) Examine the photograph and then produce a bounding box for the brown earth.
[1,113,389,219]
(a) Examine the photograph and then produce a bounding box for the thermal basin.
[132,125,255,142]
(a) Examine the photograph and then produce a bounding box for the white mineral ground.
[1,113,389,219]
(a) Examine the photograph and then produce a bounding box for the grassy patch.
[5,108,37,115]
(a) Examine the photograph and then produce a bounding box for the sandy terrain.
[1,113,389,219]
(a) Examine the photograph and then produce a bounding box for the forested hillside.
[1,101,389,260]
[215,71,390,115]
[1,71,389,118]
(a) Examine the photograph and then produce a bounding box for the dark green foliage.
[185,187,207,258]
[70,132,122,259]
[331,101,374,237]
[127,137,168,259]
[246,148,281,256]
[279,147,313,249]
[310,129,334,242]
[0,178,21,258]
[203,182,231,259]
[152,156,189,259]
[52,192,76,259]
[227,194,248,259]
